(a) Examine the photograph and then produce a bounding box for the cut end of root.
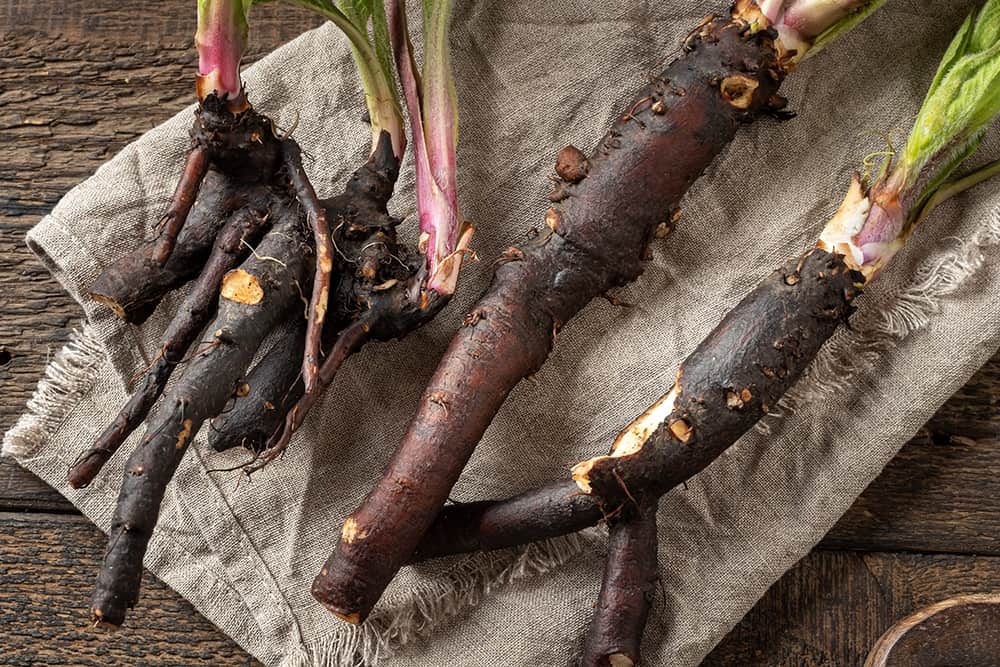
[571,460,596,493]
[331,609,363,625]
[609,654,636,667]
[720,75,760,110]
[220,269,264,305]
[89,608,121,632]
[311,577,367,625]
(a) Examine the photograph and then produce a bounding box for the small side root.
[90,205,309,627]
[69,206,270,488]
[282,141,334,395]
[151,146,211,265]
[243,316,374,474]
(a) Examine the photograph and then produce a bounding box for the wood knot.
[555,145,590,183]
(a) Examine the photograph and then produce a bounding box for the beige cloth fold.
[5,2,1000,665]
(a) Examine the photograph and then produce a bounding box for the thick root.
[90,93,282,323]
[411,250,861,564]
[409,481,601,562]
[90,207,310,627]
[69,204,272,488]
[89,170,271,324]
[313,12,788,623]
[580,498,659,667]
[208,319,307,453]
[250,132,448,470]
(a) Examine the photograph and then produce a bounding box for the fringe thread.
[2,325,105,458]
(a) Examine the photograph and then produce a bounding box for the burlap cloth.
[5,1,1000,665]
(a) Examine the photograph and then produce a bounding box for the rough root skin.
[580,498,659,667]
[69,205,271,487]
[208,319,307,453]
[250,133,449,470]
[580,249,861,504]
[89,170,272,325]
[282,140,335,396]
[411,249,862,563]
[90,208,310,628]
[409,480,601,562]
[313,12,788,622]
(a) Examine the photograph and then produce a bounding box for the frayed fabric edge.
[2,324,105,459]
[757,204,1000,434]
[279,532,594,667]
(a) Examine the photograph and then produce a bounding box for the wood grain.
[704,550,1000,667]
[0,511,259,666]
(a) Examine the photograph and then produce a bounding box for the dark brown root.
[243,132,449,473]
[411,250,861,562]
[208,319,307,453]
[282,141,335,395]
[90,207,310,627]
[246,316,372,472]
[150,147,211,265]
[90,94,282,324]
[313,11,789,623]
[89,170,271,324]
[409,481,601,562]
[581,497,659,667]
[69,205,272,488]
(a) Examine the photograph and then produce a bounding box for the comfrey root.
[91,208,311,627]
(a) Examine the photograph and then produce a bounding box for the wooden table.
[2,4,998,665]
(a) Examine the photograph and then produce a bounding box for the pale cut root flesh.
[572,383,681,493]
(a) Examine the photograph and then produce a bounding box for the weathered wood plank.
[0,458,71,513]
[0,511,259,665]
[0,2,321,44]
[704,550,1000,667]
[823,432,1000,556]
[6,507,1000,667]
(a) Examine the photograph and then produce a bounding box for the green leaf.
[283,0,404,155]
[368,0,395,91]
[807,0,889,57]
[900,0,1000,180]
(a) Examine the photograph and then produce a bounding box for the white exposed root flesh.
[571,384,680,493]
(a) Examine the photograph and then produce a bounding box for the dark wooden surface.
[1,4,998,665]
